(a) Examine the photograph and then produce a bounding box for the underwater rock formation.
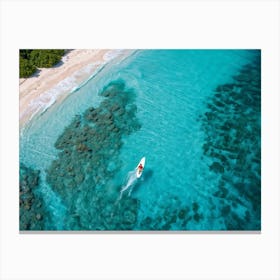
[19,164,49,230]
[46,80,141,230]
[200,52,261,230]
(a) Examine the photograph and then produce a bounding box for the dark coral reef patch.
[19,164,50,230]
[200,52,261,230]
[46,80,142,230]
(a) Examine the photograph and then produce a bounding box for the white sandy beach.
[19,49,131,129]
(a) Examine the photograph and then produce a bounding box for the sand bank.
[19,49,132,129]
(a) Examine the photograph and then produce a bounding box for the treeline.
[19,49,65,78]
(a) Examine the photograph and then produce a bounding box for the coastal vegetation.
[19,49,65,78]
[19,57,37,78]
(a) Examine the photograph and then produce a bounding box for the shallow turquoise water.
[20,50,261,230]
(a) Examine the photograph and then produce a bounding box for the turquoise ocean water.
[20,50,261,230]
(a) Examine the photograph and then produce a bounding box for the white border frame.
[1,1,279,279]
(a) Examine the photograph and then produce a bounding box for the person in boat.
[138,163,143,172]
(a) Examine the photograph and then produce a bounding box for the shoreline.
[19,49,134,130]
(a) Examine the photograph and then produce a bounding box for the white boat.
[136,157,145,178]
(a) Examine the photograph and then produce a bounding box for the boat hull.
[136,157,145,178]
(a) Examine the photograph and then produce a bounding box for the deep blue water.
[19,50,261,230]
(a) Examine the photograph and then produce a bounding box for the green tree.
[30,49,65,68]
[19,57,36,78]
[19,49,33,60]
[19,49,65,78]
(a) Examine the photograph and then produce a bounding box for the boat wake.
[118,170,138,200]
